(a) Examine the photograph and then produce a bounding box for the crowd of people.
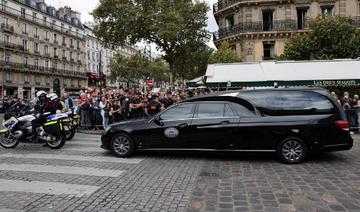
[331,91,360,109]
[73,88,210,130]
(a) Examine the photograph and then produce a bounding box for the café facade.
[205,59,360,89]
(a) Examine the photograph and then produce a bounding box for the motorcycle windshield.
[46,113,68,121]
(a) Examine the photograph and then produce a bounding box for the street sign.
[147,79,154,89]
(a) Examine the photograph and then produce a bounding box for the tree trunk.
[169,62,175,91]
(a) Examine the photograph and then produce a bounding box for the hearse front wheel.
[277,137,308,164]
[110,133,135,157]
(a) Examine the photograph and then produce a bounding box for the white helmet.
[36,90,47,98]
[48,93,58,101]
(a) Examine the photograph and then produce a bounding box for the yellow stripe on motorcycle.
[44,121,57,126]
[0,128,9,133]
[60,123,63,130]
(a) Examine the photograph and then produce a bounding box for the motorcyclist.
[48,93,66,113]
[31,91,56,140]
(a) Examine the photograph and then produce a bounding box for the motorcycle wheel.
[47,132,66,149]
[0,130,19,148]
[66,128,76,140]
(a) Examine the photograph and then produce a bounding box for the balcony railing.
[0,41,22,50]
[0,61,86,77]
[214,20,297,40]
[213,0,243,13]
[1,23,14,33]
[0,3,85,40]
[352,16,360,27]
[213,17,360,41]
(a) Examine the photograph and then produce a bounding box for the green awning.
[206,79,360,88]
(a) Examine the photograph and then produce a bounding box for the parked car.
[101,88,353,163]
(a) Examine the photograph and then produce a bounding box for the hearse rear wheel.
[277,137,307,164]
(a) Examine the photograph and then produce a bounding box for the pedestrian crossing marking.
[0,164,125,177]
[0,153,143,164]
[0,179,99,197]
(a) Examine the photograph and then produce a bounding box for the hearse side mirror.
[154,115,164,126]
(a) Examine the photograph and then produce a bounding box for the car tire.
[277,136,307,164]
[110,133,135,157]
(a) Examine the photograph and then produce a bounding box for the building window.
[226,15,234,32]
[92,40,94,48]
[35,58,39,70]
[52,20,56,28]
[70,52,73,60]
[45,60,49,69]
[24,74,29,83]
[54,47,57,57]
[70,39,73,47]
[22,39,28,50]
[34,43,39,53]
[63,63,66,70]
[1,0,6,10]
[34,27,39,38]
[5,72,11,82]
[45,45,49,54]
[53,34,57,42]
[63,49,66,58]
[3,34,10,44]
[21,8,25,18]
[35,75,40,84]
[77,40,80,49]
[45,31,49,41]
[321,6,334,17]
[22,23,27,34]
[93,64,95,72]
[77,52,80,61]
[263,10,274,31]
[24,57,28,68]
[32,12,37,22]
[62,36,65,45]
[263,41,275,60]
[43,16,47,25]
[297,8,308,30]
[92,52,95,61]
[4,54,10,64]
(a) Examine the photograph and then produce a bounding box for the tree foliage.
[92,0,210,83]
[208,41,241,64]
[108,53,170,85]
[282,16,360,60]
[173,41,213,80]
[108,53,148,84]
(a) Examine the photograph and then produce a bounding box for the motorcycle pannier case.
[43,120,62,134]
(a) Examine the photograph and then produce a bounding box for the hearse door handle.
[178,123,188,128]
[221,121,230,125]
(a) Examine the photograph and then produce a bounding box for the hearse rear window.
[239,91,335,115]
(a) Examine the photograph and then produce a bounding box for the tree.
[282,16,360,60]
[108,53,149,85]
[173,41,213,80]
[208,41,241,64]
[149,58,170,83]
[92,0,210,84]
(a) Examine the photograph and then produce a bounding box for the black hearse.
[101,88,353,163]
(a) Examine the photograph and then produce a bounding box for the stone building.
[213,0,360,62]
[0,0,87,99]
[83,23,139,89]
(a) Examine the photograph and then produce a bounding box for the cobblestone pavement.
[0,132,358,212]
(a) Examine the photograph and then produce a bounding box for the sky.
[45,0,219,49]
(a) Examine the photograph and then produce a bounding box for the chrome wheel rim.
[113,136,130,154]
[0,131,17,147]
[282,140,303,162]
[47,136,61,147]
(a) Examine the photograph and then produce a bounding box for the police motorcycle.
[46,93,78,141]
[0,93,68,149]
